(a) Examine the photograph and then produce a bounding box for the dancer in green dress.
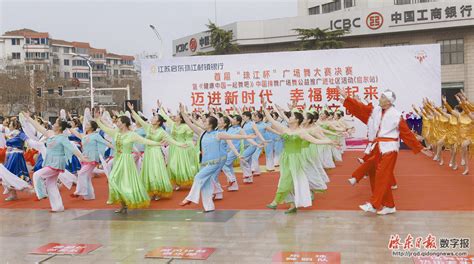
[95,111,162,214]
[262,101,334,214]
[128,102,188,200]
[158,100,199,189]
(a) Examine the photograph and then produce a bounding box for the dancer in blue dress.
[4,119,29,201]
[178,104,256,212]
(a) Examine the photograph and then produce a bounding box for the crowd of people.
[0,90,471,215]
[412,92,473,175]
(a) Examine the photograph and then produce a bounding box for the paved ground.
[1,209,472,263]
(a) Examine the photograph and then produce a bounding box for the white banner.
[142,44,440,138]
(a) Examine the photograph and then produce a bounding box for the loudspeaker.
[124,100,141,112]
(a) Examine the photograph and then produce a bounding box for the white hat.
[382,90,396,104]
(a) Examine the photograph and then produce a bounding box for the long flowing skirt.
[302,146,328,191]
[167,144,199,187]
[5,152,30,183]
[316,145,336,169]
[141,146,173,198]
[107,153,150,209]
[309,144,330,183]
[274,151,311,208]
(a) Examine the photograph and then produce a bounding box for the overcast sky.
[0,0,296,58]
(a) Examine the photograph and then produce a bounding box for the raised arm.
[298,131,333,145]
[131,132,161,146]
[179,103,205,136]
[251,123,266,143]
[94,133,114,149]
[20,112,50,137]
[412,104,422,116]
[69,127,84,139]
[226,140,241,157]
[232,104,243,116]
[442,96,454,114]
[399,117,431,157]
[275,105,290,124]
[338,88,373,124]
[308,126,329,140]
[192,116,206,130]
[238,129,261,147]
[262,102,289,134]
[161,130,188,148]
[128,102,151,130]
[59,136,89,162]
[217,132,256,141]
[158,103,175,126]
[266,125,282,136]
[95,118,118,138]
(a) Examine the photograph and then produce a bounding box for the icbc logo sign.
[366,12,383,30]
[189,38,197,52]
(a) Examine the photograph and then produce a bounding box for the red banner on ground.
[272,252,341,263]
[145,247,216,260]
[30,243,102,255]
[413,256,473,264]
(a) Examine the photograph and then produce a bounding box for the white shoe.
[461,159,466,166]
[391,185,398,190]
[357,158,364,164]
[363,175,368,179]
[227,181,239,191]
[377,206,396,215]
[213,192,223,200]
[348,178,356,186]
[243,176,253,183]
[5,196,17,201]
[359,202,376,213]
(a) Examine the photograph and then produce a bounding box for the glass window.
[11,39,20,45]
[309,6,320,15]
[344,0,355,8]
[437,39,464,65]
[64,59,69,66]
[11,53,21,59]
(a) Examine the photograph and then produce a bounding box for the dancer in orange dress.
[339,88,432,215]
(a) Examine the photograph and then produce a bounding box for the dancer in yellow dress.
[453,93,473,175]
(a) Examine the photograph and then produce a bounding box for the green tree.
[197,21,239,55]
[293,28,347,50]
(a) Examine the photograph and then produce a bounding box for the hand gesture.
[127,102,134,111]
[93,108,101,119]
[156,99,162,109]
[337,87,347,102]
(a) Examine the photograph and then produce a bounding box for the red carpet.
[0,151,472,211]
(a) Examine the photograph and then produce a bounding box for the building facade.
[0,28,140,117]
[172,0,473,102]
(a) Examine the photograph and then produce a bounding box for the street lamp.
[149,24,163,59]
[69,52,94,109]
